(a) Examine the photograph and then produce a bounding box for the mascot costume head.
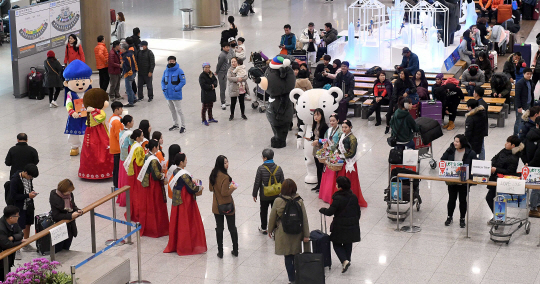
[289,87,343,184]
[83,88,110,126]
[257,56,296,148]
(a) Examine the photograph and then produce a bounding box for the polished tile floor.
[2,0,540,283]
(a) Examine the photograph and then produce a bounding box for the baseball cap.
[308,22,314,27]
[402,47,411,54]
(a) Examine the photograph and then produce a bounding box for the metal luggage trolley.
[386,163,421,222]
[413,133,437,169]
[248,62,269,113]
[489,181,531,244]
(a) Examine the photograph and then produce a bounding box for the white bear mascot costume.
[289,87,343,184]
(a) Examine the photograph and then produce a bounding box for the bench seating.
[457,104,506,127]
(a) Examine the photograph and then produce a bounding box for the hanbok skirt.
[78,124,113,179]
[139,177,169,238]
[116,160,129,207]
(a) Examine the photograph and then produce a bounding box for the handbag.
[387,136,397,147]
[388,148,404,164]
[215,192,234,215]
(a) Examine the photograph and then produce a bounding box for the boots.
[446,121,455,130]
[215,228,224,258]
[443,122,449,129]
[230,227,239,257]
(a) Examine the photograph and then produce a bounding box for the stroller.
[248,63,268,113]
[385,167,422,221]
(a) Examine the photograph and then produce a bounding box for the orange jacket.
[109,115,123,154]
[94,42,109,69]
[480,0,492,9]
[492,0,503,9]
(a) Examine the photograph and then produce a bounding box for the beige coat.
[268,194,310,255]
[209,171,235,215]
[295,78,313,91]
[227,67,249,98]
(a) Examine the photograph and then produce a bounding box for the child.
[109,101,125,188]
[235,37,246,61]
[233,62,248,95]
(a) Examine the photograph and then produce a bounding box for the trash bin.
[180,8,194,31]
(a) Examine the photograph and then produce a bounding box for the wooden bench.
[455,60,468,68]
[360,98,390,119]
[457,104,506,127]
[463,96,506,105]
[355,82,374,89]
[354,76,376,83]
[354,90,368,96]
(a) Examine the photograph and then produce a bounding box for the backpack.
[280,195,303,234]
[4,181,13,206]
[263,166,281,197]
[366,66,382,76]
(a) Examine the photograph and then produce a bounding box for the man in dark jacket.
[317,22,339,59]
[503,52,525,83]
[514,68,535,135]
[9,164,38,247]
[252,149,284,235]
[108,40,122,101]
[473,87,489,159]
[120,43,138,107]
[397,47,420,76]
[0,206,24,281]
[522,118,540,217]
[137,41,155,102]
[485,135,524,214]
[490,72,513,104]
[5,133,39,178]
[132,27,141,50]
[313,55,335,88]
[279,24,296,55]
[519,106,540,140]
[216,43,230,110]
[333,61,355,122]
[465,99,487,157]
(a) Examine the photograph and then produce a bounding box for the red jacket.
[64,40,85,64]
[108,48,122,75]
[373,79,393,97]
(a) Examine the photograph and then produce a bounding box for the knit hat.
[202,62,211,68]
[140,40,148,46]
[63,59,93,81]
[435,73,444,80]
[46,50,55,58]
[269,56,291,69]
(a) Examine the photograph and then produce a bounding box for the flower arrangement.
[315,148,331,159]
[1,258,72,284]
[326,151,343,165]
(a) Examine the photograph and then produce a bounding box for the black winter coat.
[199,71,218,103]
[490,73,512,102]
[522,128,540,166]
[313,63,335,88]
[441,142,477,167]
[477,98,489,137]
[9,171,34,211]
[0,216,22,274]
[487,146,523,190]
[252,162,284,201]
[392,78,415,102]
[5,142,39,177]
[137,49,155,74]
[515,78,535,111]
[333,71,355,98]
[465,105,487,154]
[319,189,360,244]
[43,58,64,88]
[49,190,79,239]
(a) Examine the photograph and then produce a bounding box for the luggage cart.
[413,133,437,169]
[489,188,531,244]
[385,164,421,221]
[248,63,268,113]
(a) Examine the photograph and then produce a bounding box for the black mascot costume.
[257,56,296,148]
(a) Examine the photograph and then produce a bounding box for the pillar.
[194,0,221,28]
[80,0,111,71]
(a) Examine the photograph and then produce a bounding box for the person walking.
[94,35,109,91]
[43,50,63,108]
[228,57,249,121]
[209,155,238,258]
[216,43,231,110]
[5,133,39,178]
[441,135,477,228]
[199,62,219,126]
[319,176,361,273]
[112,12,126,40]
[162,56,187,133]
[268,179,310,284]
[120,43,138,107]
[390,97,420,150]
[514,68,535,136]
[49,179,82,252]
[137,41,155,102]
[108,40,122,102]
[252,149,284,234]
[64,34,85,65]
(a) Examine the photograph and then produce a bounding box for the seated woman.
[366,71,392,126]
[50,179,83,253]
[295,69,313,91]
[124,129,145,222]
[136,139,169,238]
[164,153,207,256]
[390,97,420,150]
[477,51,493,81]
[326,59,342,81]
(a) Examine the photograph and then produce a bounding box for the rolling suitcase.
[239,1,251,16]
[489,50,498,69]
[35,212,54,255]
[295,241,325,284]
[507,32,515,53]
[27,67,44,100]
[497,4,513,23]
[310,213,331,269]
[513,37,532,67]
[534,1,540,20]
[415,117,444,144]
[419,100,443,125]
[409,102,420,119]
[110,9,116,25]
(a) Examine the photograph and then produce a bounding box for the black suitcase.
[415,117,443,145]
[294,241,325,284]
[309,213,331,269]
[239,1,251,16]
[35,212,54,255]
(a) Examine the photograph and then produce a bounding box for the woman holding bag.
[209,155,238,259]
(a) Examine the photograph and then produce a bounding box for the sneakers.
[459,218,466,228]
[258,227,268,235]
[51,100,58,107]
[241,115,248,120]
[202,120,209,126]
[22,245,36,252]
[169,125,180,131]
[444,217,452,226]
[342,260,351,273]
[49,103,54,108]
[221,104,226,110]
[209,119,219,123]
[179,127,186,134]
[15,250,21,260]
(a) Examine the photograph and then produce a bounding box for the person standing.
[112,12,126,40]
[5,133,39,178]
[9,164,38,248]
[465,99,487,158]
[267,179,310,284]
[503,52,526,83]
[442,82,464,131]
[279,24,296,55]
[299,22,321,66]
[390,97,419,150]
[164,153,207,256]
[228,57,249,121]
[94,35,109,92]
[199,62,219,126]
[216,43,231,110]
[514,68,535,136]
[519,106,540,140]
[124,129,145,222]
[441,135,476,228]
[333,61,355,123]
[162,56,187,133]
[132,27,141,49]
[252,149,284,234]
[120,43,138,107]
[0,205,24,281]
[117,115,134,207]
[319,176,360,273]
[64,34,85,65]
[137,41,155,102]
[309,109,329,192]
[49,179,82,253]
[386,70,415,134]
[109,101,124,189]
[317,22,338,60]
[319,114,343,203]
[220,0,228,14]
[108,40,122,102]
[209,155,238,258]
[43,50,63,108]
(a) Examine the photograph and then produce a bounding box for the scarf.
[338,132,359,173]
[169,168,191,190]
[56,190,73,211]
[123,142,141,172]
[137,154,159,182]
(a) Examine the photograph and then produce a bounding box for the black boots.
[445,217,452,226]
[216,228,224,258]
[230,227,239,257]
[460,218,466,228]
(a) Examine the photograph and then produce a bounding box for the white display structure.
[347,0,386,65]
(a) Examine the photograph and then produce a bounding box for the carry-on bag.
[294,240,325,284]
[110,9,116,25]
[489,50,498,69]
[513,37,532,67]
[534,1,540,20]
[35,212,54,255]
[309,213,331,269]
[239,1,251,16]
[415,116,443,145]
[497,4,513,23]
[420,100,443,125]
[27,67,44,100]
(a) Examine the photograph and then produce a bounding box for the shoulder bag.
[214,188,234,215]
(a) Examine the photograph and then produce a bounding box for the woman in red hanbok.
[136,140,169,238]
[319,114,343,203]
[124,129,145,222]
[78,89,114,179]
[164,153,207,255]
